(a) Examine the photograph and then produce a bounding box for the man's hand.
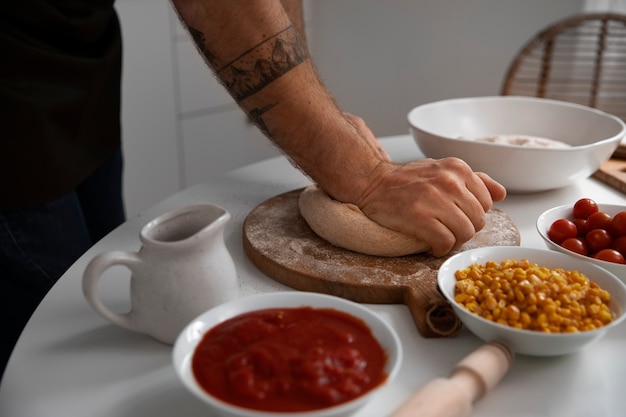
[354,157,506,257]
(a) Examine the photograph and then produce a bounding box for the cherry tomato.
[548,219,578,244]
[561,237,589,256]
[610,211,626,237]
[594,249,626,264]
[613,236,626,257]
[573,218,587,237]
[573,198,599,219]
[586,211,613,232]
[586,229,613,253]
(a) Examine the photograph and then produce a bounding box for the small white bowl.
[438,246,626,356]
[172,292,402,417]
[537,203,626,281]
[408,96,625,193]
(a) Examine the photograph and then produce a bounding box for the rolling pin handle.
[391,342,514,417]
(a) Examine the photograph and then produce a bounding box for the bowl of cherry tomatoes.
[537,198,626,280]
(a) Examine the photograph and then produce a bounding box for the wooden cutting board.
[593,158,626,194]
[243,188,521,338]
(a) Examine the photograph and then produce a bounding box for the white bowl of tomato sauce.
[172,291,402,417]
[438,246,626,356]
[536,200,626,281]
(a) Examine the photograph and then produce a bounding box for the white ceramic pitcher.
[82,204,239,344]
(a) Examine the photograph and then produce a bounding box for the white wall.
[585,0,626,12]
[116,0,181,218]
[118,0,624,217]
[308,0,587,137]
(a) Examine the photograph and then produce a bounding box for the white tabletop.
[1,135,625,417]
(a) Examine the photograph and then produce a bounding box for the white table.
[1,135,625,417]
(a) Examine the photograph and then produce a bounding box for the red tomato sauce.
[191,306,388,412]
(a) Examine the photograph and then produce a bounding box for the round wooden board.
[243,188,521,338]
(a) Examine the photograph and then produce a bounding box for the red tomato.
[613,236,626,257]
[573,218,587,237]
[573,198,599,219]
[594,249,626,264]
[586,211,613,232]
[548,219,578,244]
[560,237,589,256]
[586,229,613,253]
[610,211,626,237]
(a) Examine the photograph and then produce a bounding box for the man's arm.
[169,0,506,256]
[170,0,383,203]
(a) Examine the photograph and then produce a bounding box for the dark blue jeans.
[0,150,125,382]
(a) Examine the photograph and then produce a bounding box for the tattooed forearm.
[188,25,308,102]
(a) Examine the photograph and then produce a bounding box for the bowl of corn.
[438,246,626,356]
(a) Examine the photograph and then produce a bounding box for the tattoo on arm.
[188,25,308,102]
[248,103,276,136]
[187,26,218,68]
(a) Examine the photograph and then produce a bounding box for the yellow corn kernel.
[484,296,498,311]
[505,304,520,321]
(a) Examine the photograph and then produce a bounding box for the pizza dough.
[298,184,429,257]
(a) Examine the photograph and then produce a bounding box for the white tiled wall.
[179,111,280,187]
[117,0,181,218]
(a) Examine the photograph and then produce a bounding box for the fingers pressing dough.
[298,184,429,257]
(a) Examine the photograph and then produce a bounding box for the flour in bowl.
[471,134,570,148]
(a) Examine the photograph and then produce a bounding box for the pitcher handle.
[82,251,142,332]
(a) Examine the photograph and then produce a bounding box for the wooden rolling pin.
[392,342,514,417]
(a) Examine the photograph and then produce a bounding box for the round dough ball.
[298,184,429,257]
